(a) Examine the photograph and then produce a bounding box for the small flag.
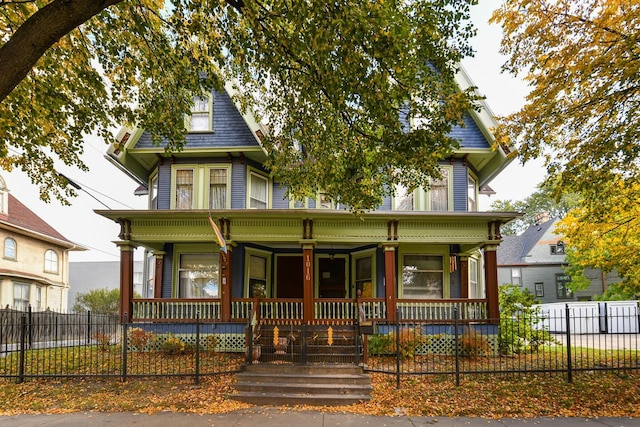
[208,215,227,253]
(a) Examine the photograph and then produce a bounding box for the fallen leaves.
[1,372,640,418]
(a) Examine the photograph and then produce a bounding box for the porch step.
[231,364,372,406]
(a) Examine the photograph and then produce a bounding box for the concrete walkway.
[1,409,640,427]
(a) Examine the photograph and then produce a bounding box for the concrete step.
[232,364,372,406]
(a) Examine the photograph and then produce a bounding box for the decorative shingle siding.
[449,113,489,149]
[135,91,260,149]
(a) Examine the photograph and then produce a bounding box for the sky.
[3,0,547,263]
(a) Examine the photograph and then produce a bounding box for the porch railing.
[131,298,487,323]
[397,299,488,322]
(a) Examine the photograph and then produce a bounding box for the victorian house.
[98,72,518,329]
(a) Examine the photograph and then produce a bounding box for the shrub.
[498,284,556,354]
[458,327,493,356]
[93,332,111,352]
[160,335,186,355]
[368,328,427,359]
[128,327,153,351]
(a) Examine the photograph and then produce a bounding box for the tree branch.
[0,0,123,103]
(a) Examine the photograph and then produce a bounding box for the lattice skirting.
[127,333,246,353]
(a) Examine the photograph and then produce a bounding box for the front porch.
[129,297,490,324]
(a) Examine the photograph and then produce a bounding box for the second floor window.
[171,164,232,209]
[44,249,58,273]
[175,169,194,209]
[4,237,16,259]
[468,174,477,212]
[149,173,158,210]
[430,169,449,211]
[392,167,452,212]
[248,171,268,209]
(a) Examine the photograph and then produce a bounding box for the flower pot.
[246,344,261,362]
[274,337,288,354]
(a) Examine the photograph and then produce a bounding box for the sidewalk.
[1,408,640,427]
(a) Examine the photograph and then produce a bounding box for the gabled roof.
[0,193,82,250]
[497,217,558,266]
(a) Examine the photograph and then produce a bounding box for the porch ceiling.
[95,209,520,252]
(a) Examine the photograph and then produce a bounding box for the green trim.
[246,166,271,209]
[351,248,377,298]
[244,247,273,297]
[170,164,232,209]
[185,93,214,133]
[171,243,218,298]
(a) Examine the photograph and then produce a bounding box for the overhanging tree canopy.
[0,0,480,212]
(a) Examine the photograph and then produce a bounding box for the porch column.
[302,244,315,324]
[221,248,232,322]
[383,244,398,323]
[153,252,164,299]
[118,242,136,323]
[484,245,499,322]
[460,256,469,299]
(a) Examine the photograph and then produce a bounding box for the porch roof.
[96,209,520,254]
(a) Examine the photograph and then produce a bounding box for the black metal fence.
[2,305,639,387]
[0,309,244,383]
[362,305,640,386]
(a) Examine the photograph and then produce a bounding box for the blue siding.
[230,157,246,209]
[157,163,172,209]
[134,91,260,150]
[161,244,174,298]
[272,182,288,209]
[452,161,468,212]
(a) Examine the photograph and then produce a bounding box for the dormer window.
[187,94,213,132]
[550,241,565,255]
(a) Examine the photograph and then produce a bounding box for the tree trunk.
[0,0,123,103]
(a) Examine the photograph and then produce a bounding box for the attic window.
[550,241,565,255]
[188,95,213,132]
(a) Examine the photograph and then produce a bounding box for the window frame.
[44,249,59,274]
[467,172,478,212]
[511,268,522,286]
[170,164,232,209]
[186,93,214,133]
[247,167,270,209]
[204,165,232,210]
[468,257,479,298]
[172,244,220,299]
[13,282,30,311]
[149,171,159,210]
[244,247,272,298]
[4,237,16,260]
[171,166,197,210]
[392,166,453,212]
[352,249,376,298]
[556,273,572,299]
[398,245,450,299]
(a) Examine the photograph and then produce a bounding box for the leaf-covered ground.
[1,372,640,418]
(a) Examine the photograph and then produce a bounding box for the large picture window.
[178,253,220,298]
[401,254,444,298]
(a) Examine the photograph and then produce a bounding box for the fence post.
[27,305,33,349]
[18,313,26,384]
[565,304,573,383]
[122,313,128,383]
[395,310,401,389]
[355,322,360,366]
[87,310,92,345]
[454,307,460,387]
[195,314,200,385]
[301,324,307,365]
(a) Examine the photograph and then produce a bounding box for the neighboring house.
[497,215,620,303]
[68,261,144,309]
[97,71,518,327]
[0,176,85,312]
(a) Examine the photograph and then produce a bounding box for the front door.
[318,257,346,298]
[275,255,303,298]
